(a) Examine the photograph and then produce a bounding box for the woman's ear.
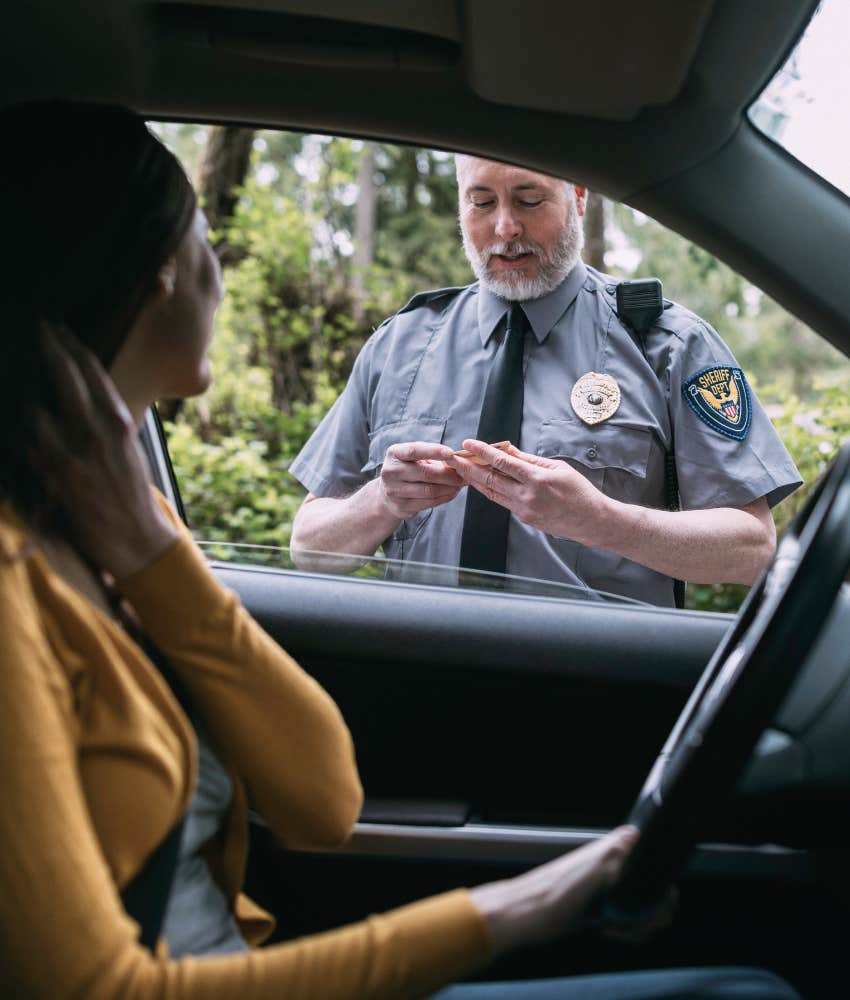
[157,256,178,299]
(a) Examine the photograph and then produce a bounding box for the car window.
[152,123,850,615]
[749,0,850,200]
[197,540,647,606]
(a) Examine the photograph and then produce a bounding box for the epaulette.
[396,285,467,316]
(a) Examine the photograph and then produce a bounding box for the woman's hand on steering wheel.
[30,321,178,579]
[469,825,639,958]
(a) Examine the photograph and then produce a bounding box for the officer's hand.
[449,439,609,545]
[379,441,464,520]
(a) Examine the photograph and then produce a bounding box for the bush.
[164,420,304,551]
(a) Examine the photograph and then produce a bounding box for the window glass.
[749,0,850,198]
[152,124,850,615]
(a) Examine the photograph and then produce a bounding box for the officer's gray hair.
[454,153,572,195]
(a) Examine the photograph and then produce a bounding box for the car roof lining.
[1,0,816,197]
[462,0,715,121]
[3,0,843,352]
[58,0,719,123]
[165,0,465,44]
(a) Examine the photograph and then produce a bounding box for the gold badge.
[571,372,621,425]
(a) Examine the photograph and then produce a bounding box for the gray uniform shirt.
[290,263,801,606]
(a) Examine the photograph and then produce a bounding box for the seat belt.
[614,278,686,610]
[119,636,197,951]
[121,811,186,952]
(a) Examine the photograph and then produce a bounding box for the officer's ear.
[573,185,588,217]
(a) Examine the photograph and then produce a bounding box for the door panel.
[214,562,727,828]
[222,560,844,997]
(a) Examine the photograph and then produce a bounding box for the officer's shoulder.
[370,284,470,341]
[396,284,470,317]
[586,267,711,341]
[652,298,710,338]
[364,286,470,359]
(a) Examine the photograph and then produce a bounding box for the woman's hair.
[0,101,196,526]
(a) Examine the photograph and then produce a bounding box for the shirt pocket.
[364,417,448,543]
[537,419,652,500]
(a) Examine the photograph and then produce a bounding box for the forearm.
[468,826,638,958]
[593,497,776,585]
[120,510,363,847]
[451,444,777,587]
[290,479,401,571]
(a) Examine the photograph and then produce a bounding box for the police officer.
[288,156,801,606]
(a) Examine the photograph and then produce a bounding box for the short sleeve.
[667,319,802,511]
[288,335,377,498]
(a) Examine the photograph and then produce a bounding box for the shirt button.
[605,284,616,294]
[586,447,598,461]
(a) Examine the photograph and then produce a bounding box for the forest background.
[154,123,850,613]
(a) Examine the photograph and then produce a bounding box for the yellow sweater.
[0,495,490,999]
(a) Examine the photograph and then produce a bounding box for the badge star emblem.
[571,372,621,425]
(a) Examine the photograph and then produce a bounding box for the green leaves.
[165,421,303,550]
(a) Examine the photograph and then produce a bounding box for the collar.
[476,260,588,346]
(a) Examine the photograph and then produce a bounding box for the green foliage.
[163,420,302,551]
[373,146,472,291]
[769,380,850,522]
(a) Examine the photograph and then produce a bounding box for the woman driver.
[0,102,799,1000]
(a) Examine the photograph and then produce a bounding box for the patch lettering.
[682,366,751,441]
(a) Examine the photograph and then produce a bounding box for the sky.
[757,0,850,197]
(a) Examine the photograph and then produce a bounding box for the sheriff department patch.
[682,365,752,441]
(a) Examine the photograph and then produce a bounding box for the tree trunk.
[583,191,607,272]
[351,142,377,324]
[195,125,256,258]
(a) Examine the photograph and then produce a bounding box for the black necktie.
[459,303,528,576]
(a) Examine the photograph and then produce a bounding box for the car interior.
[5,1,850,996]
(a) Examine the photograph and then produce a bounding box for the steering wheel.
[604,441,850,918]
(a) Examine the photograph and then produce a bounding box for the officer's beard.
[461,206,585,302]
